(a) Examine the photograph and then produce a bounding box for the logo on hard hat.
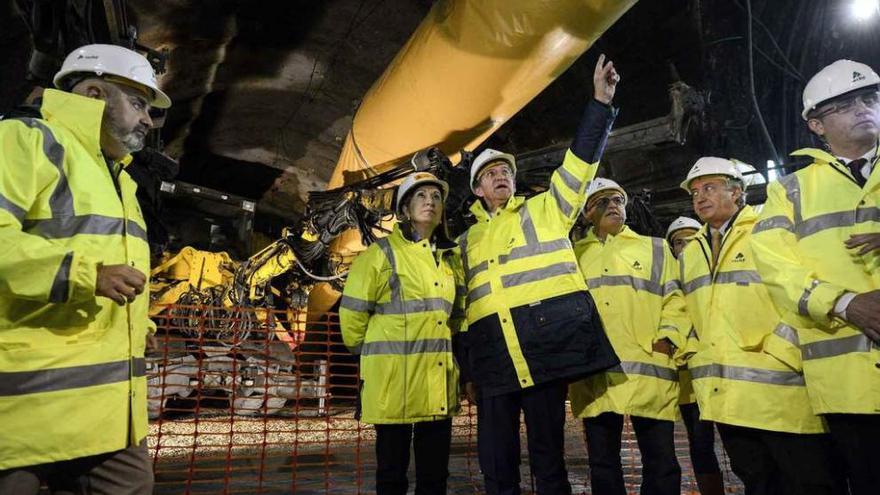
[77,55,99,60]
[853,71,865,82]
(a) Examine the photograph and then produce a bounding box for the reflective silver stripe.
[650,238,664,286]
[586,275,663,296]
[132,357,147,377]
[801,334,874,360]
[340,295,374,313]
[608,361,678,381]
[374,237,453,316]
[498,208,573,265]
[458,231,472,284]
[549,183,574,218]
[375,298,453,315]
[779,174,803,226]
[715,270,762,285]
[683,274,712,294]
[519,207,539,244]
[348,344,362,355]
[468,260,489,280]
[376,238,402,303]
[663,280,682,295]
[556,165,582,193]
[0,359,133,397]
[797,208,880,239]
[126,220,148,242]
[18,118,73,218]
[0,192,27,222]
[499,239,571,265]
[48,252,73,303]
[689,363,805,386]
[752,215,795,234]
[773,323,799,346]
[798,279,821,317]
[360,338,452,356]
[22,214,148,242]
[468,283,492,304]
[501,261,578,288]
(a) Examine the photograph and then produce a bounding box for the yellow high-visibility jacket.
[340,224,464,424]
[0,90,153,469]
[457,149,619,396]
[751,146,880,415]
[679,206,825,433]
[569,227,689,421]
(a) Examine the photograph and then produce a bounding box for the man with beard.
[456,55,621,495]
[751,59,880,494]
[0,44,171,494]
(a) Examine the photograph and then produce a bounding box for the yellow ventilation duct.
[309,0,638,317]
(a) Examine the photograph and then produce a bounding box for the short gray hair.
[725,177,747,207]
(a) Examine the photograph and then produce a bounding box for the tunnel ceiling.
[2,0,879,226]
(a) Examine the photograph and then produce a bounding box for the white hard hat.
[53,44,172,109]
[680,157,744,192]
[470,149,516,193]
[802,59,879,120]
[731,159,767,187]
[666,216,702,242]
[396,172,449,215]
[586,177,628,205]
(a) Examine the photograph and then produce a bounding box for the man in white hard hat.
[666,216,702,259]
[0,44,171,494]
[455,55,620,495]
[664,215,725,495]
[751,59,880,494]
[569,178,688,495]
[677,157,843,495]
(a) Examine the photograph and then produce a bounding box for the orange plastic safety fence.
[147,305,743,494]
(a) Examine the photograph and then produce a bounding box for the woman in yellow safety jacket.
[569,178,689,495]
[340,171,464,495]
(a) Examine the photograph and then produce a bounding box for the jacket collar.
[470,195,525,221]
[791,141,880,180]
[391,222,456,250]
[581,224,638,246]
[697,205,755,241]
[39,89,133,167]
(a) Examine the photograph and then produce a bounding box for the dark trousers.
[825,413,880,495]
[0,443,153,495]
[583,412,681,495]
[679,402,721,475]
[716,423,845,495]
[374,418,452,495]
[477,379,571,495]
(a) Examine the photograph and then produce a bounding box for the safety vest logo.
[732,252,746,263]
[632,260,643,270]
[853,71,866,82]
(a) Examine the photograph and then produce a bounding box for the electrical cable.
[745,0,782,166]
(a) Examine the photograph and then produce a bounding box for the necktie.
[846,158,868,187]
[710,229,722,269]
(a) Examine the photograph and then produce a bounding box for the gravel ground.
[149,405,745,494]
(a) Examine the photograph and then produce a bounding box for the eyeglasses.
[478,165,514,182]
[812,91,880,119]
[591,195,626,209]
